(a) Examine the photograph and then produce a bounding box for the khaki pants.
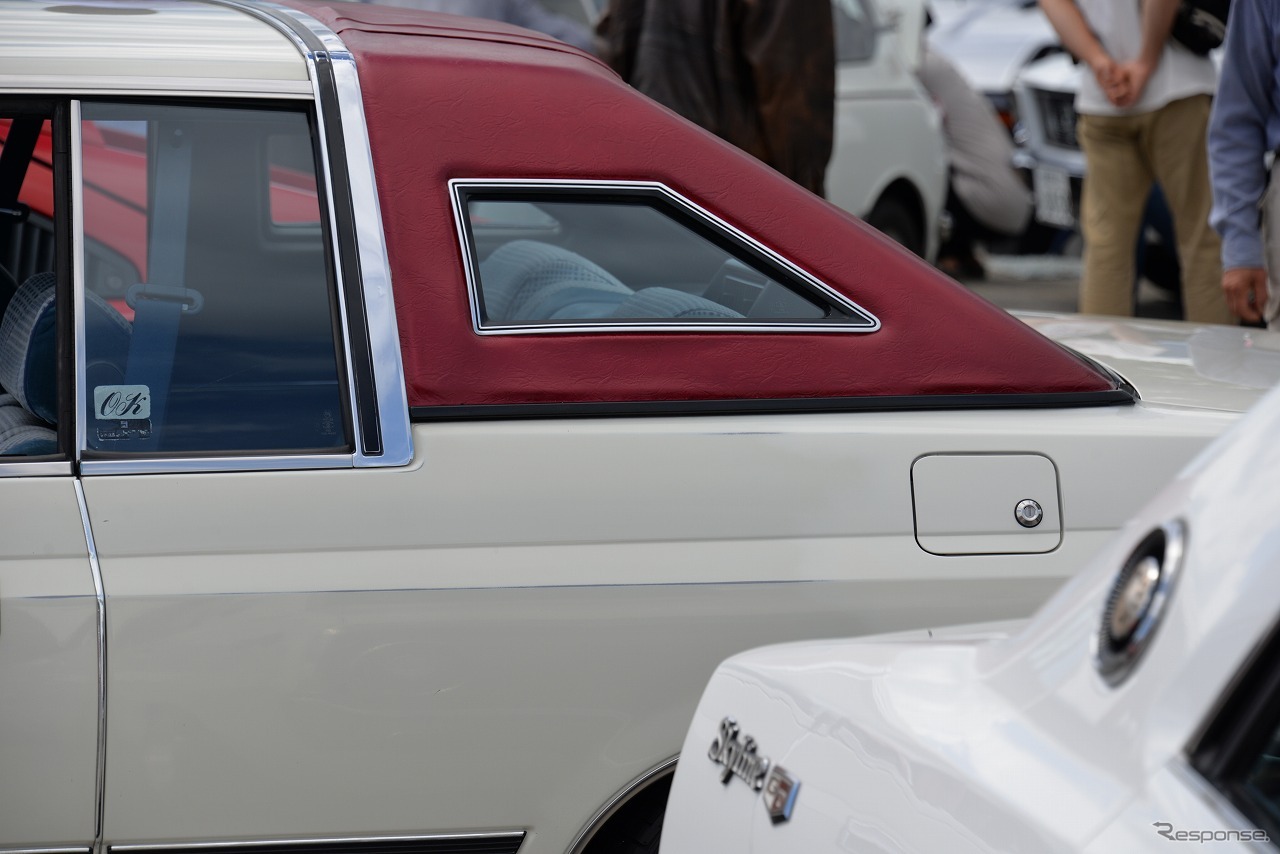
[1077,95,1231,324]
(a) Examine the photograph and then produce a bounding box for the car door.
[0,478,100,848]
[0,106,101,849]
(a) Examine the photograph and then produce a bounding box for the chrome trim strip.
[0,460,74,477]
[0,849,91,854]
[0,79,312,98]
[567,756,677,854]
[71,100,87,460]
[217,0,413,469]
[74,480,108,854]
[110,834,527,852]
[80,453,354,477]
[327,52,412,466]
[449,178,882,336]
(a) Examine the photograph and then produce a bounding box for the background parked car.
[828,0,948,259]
[926,0,1061,134]
[660,336,1280,853]
[560,0,948,258]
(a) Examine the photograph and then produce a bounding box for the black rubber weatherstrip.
[411,388,1137,422]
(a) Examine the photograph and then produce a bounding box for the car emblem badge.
[763,765,800,823]
[708,717,800,823]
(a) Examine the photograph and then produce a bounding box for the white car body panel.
[912,452,1061,554]
[662,372,1280,854]
[1021,313,1280,412]
[0,478,98,844]
[84,397,1237,847]
[0,0,310,95]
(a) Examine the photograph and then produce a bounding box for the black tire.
[865,195,925,257]
[582,775,672,854]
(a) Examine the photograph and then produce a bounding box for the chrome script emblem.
[708,717,801,823]
[709,717,771,790]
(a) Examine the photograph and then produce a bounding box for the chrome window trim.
[73,481,108,854]
[218,0,413,469]
[0,460,74,477]
[72,94,358,475]
[450,178,882,336]
[109,834,528,852]
[0,82,313,98]
[60,1,413,475]
[0,849,90,854]
[80,454,354,477]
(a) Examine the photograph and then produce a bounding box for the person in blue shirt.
[1208,0,1280,327]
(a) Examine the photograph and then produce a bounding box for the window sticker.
[93,384,152,441]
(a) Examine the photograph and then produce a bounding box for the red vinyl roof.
[289,1,1117,410]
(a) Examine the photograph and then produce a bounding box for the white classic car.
[660,348,1280,852]
[0,3,1275,854]
[556,0,948,259]
[926,0,1061,133]
[828,0,948,259]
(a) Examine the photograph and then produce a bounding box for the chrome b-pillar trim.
[206,0,413,469]
[74,480,108,854]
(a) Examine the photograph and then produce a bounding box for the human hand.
[1223,267,1270,323]
[1090,56,1131,107]
[1111,59,1155,108]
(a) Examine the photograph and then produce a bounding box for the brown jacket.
[596,0,835,196]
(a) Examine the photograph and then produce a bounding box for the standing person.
[1208,0,1280,328]
[918,46,1034,280]
[363,0,595,53]
[1038,0,1230,323]
[595,0,835,197]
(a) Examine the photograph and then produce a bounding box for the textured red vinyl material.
[291,1,1115,408]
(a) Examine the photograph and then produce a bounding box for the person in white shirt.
[1038,0,1229,323]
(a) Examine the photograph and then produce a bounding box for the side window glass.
[0,111,60,457]
[457,187,876,330]
[834,0,877,64]
[80,103,348,455]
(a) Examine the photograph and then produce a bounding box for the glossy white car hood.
[1024,313,1280,413]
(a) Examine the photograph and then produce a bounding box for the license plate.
[1034,166,1075,229]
